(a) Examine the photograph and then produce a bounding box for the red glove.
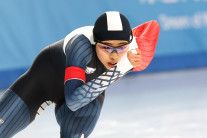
[132,20,160,71]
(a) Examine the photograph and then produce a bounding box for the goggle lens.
[99,43,128,53]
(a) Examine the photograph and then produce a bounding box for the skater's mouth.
[108,62,117,68]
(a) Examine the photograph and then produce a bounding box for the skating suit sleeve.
[64,33,133,112]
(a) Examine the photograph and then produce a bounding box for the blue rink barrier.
[0,68,27,89]
[142,52,207,73]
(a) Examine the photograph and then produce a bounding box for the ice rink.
[1,67,207,138]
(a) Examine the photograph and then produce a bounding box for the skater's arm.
[65,63,132,111]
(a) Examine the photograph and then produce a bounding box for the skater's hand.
[127,48,142,67]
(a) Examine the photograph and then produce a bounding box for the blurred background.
[0,0,207,138]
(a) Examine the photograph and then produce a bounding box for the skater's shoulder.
[63,26,95,53]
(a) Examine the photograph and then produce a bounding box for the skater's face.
[96,40,129,69]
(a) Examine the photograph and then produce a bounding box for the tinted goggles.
[98,43,129,53]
